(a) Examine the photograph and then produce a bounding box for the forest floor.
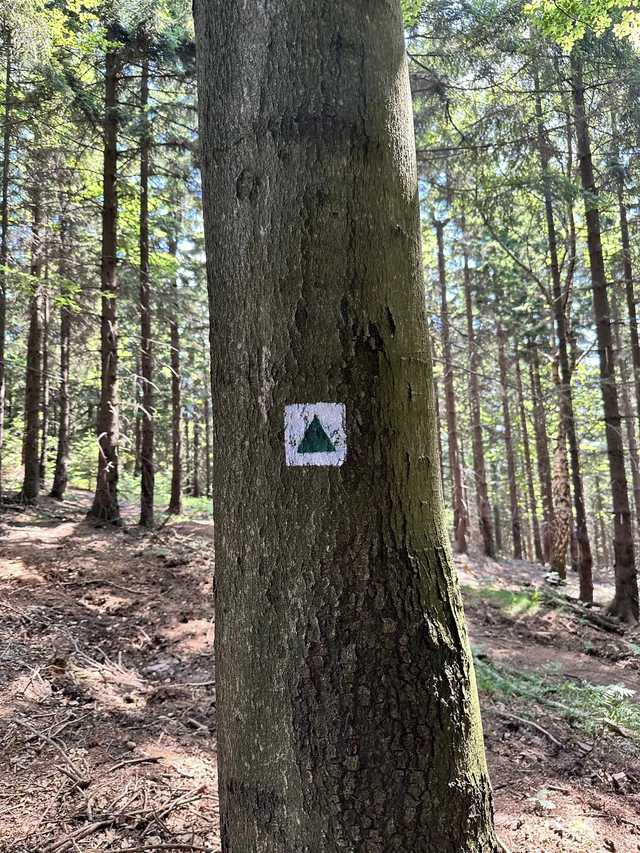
[1,494,640,852]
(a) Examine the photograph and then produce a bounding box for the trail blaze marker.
[284,403,346,467]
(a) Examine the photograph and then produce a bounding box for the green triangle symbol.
[297,415,336,454]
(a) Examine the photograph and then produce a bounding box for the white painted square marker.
[284,403,346,467]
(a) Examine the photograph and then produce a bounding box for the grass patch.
[474,651,640,741]
[465,585,542,617]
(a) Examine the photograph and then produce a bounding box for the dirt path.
[0,492,217,852]
[2,498,640,852]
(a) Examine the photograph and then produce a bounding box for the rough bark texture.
[529,345,554,563]
[0,30,11,497]
[194,2,496,851]
[20,188,43,503]
[572,54,638,621]
[50,223,71,500]
[168,236,182,514]
[515,351,543,563]
[88,45,121,524]
[551,420,571,579]
[435,219,468,554]
[612,287,640,536]
[463,254,494,556]
[39,284,50,486]
[535,72,593,600]
[139,55,154,527]
[497,326,523,559]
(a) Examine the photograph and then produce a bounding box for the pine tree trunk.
[50,220,71,500]
[139,54,154,527]
[529,344,554,563]
[595,474,611,569]
[611,287,640,536]
[88,44,120,524]
[0,30,11,499]
[194,2,497,849]
[550,420,571,579]
[204,393,211,498]
[435,219,468,553]
[39,283,50,487]
[515,351,543,562]
[535,70,593,601]
[463,247,495,557]
[497,325,523,559]
[491,460,503,555]
[571,54,638,621]
[183,414,190,495]
[168,236,182,514]
[433,376,445,496]
[192,411,202,498]
[21,186,43,503]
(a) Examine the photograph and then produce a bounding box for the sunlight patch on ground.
[161,619,213,654]
[70,656,149,713]
[0,558,44,584]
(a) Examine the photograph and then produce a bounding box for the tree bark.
[435,219,468,554]
[497,325,523,559]
[168,235,182,514]
[529,344,554,563]
[594,473,611,569]
[192,409,202,498]
[50,220,71,500]
[194,2,497,850]
[611,287,640,536]
[20,185,43,503]
[88,43,121,524]
[463,246,495,557]
[515,351,543,562]
[39,281,50,486]
[616,165,640,444]
[204,392,211,498]
[535,69,593,601]
[139,54,154,527]
[0,28,11,499]
[571,53,638,621]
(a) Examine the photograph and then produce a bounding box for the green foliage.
[525,0,640,50]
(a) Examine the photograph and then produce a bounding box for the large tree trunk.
[88,44,120,524]
[194,2,496,850]
[0,29,11,499]
[616,172,640,442]
[612,286,640,536]
[515,350,543,562]
[435,219,468,553]
[168,236,182,514]
[529,344,554,563]
[535,71,593,601]
[139,54,154,527]
[497,325,523,559]
[463,245,495,557]
[571,54,638,621]
[39,281,50,486]
[20,186,43,503]
[50,221,71,500]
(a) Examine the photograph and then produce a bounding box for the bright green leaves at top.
[525,0,640,50]
[402,0,425,27]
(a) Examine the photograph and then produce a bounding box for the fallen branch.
[14,718,88,787]
[489,708,564,748]
[60,578,150,595]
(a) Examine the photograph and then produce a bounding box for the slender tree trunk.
[204,393,211,498]
[88,44,120,524]
[572,54,638,621]
[0,29,11,499]
[20,186,43,502]
[138,55,154,526]
[491,460,503,555]
[616,166,640,442]
[463,248,495,557]
[50,221,71,500]
[529,344,554,563]
[168,236,182,514]
[612,287,640,536]
[433,376,445,497]
[194,2,496,849]
[535,69,593,601]
[133,360,141,476]
[550,420,571,579]
[435,219,468,553]
[39,282,50,486]
[192,410,202,498]
[515,351,543,562]
[595,474,611,569]
[497,325,523,559]
[183,414,190,495]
